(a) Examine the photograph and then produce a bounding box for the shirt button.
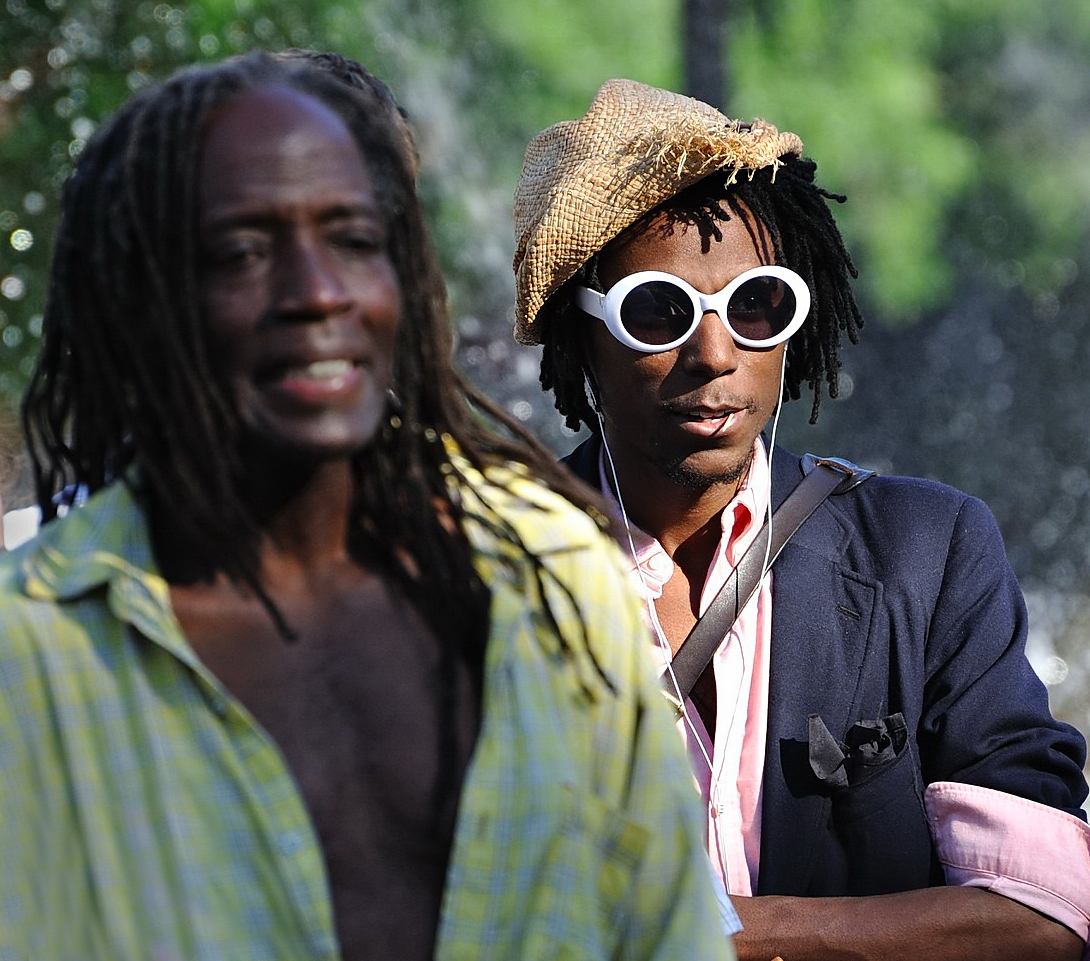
[209,694,228,717]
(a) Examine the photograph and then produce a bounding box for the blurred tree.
[726,0,1090,326]
[0,0,333,401]
[683,0,730,105]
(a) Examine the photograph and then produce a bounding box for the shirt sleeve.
[926,781,1090,952]
[575,531,742,958]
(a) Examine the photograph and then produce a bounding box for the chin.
[243,419,386,466]
[661,448,753,492]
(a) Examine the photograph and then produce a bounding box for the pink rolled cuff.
[926,781,1090,954]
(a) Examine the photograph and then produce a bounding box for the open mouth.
[282,358,356,383]
[267,357,363,401]
[675,407,741,436]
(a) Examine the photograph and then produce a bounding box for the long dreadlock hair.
[22,51,608,671]
[539,157,863,431]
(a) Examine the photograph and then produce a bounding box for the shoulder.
[0,483,154,634]
[461,461,652,689]
[776,445,975,516]
[776,446,1001,550]
[840,470,993,540]
[845,469,982,516]
[462,459,614,557]
[833,469,1005,567]
[773,447,1013,605]
[468,463,637,625]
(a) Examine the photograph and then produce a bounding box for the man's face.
[197,82,401,463]
[588,209,787,496]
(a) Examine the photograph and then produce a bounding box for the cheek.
[368,292,402,381]
[200,282,259,352]
[356,263,402,336]
[589,327,666,407]
[750,347,787,410]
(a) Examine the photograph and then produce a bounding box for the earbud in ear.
[584,366,602,413]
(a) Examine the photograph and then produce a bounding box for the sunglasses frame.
[575,265,811,353]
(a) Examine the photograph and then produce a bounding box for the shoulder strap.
[662,455,874,711]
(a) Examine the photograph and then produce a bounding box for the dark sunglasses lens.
[619,281,694,346]
[727,276,797,342]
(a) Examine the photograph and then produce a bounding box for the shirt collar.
[17,481,200,665]
[596,439,772,597]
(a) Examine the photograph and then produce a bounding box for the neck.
[601,437,750,575]
[151,455,356,587]
[249,458,355,566]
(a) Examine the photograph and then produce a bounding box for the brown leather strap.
[663,456,873,710]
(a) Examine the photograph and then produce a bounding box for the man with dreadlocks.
[513,80,1090,960]
[0,56,739,960]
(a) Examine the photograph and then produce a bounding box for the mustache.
[659,393,757,416]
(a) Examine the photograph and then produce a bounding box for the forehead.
[198,82,374,211]
[598,204,773,286]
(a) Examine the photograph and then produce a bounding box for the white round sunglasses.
[575,265,811,353]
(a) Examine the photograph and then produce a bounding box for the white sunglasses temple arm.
[574,286,607,320]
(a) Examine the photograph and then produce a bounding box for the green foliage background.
[3,0,1089,388]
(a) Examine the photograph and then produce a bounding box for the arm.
[731,887,1084,961]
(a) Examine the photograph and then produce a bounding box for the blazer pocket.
[809,712,937,893]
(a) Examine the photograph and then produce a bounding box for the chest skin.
[655,567,720,736]
[171,561,481,961]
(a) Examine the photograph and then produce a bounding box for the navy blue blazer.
[562,436,1089,897]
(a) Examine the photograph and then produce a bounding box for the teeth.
[289,359,353,380]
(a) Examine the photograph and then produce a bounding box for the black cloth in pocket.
[806,712,941,894]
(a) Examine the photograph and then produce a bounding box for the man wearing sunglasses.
[513,79,1090,960]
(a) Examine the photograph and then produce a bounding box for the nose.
[679,309,741,376]
[272,237,351,321]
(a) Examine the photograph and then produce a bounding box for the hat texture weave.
[512,78,804,344]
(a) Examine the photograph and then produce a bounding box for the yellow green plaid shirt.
[0,472,737,961]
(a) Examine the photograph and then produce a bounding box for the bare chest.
[172,573,482,960]
[654,570,701,654]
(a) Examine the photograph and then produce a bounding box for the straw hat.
[512,78,804,345]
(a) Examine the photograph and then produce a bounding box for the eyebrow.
[201,199,385,232]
